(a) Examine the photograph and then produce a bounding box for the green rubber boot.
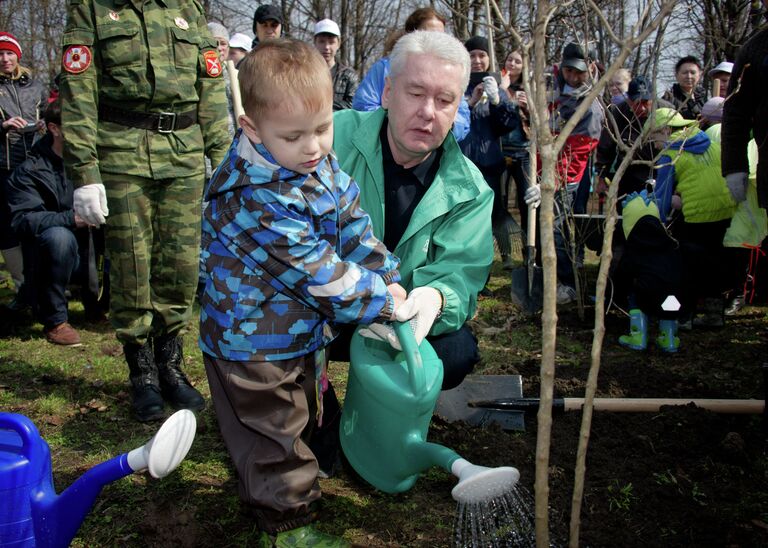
[656,319,680,353]
[618,309,647,350]
[274,525,350,548]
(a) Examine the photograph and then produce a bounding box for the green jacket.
[333,108,494,335]
[59,0,230,187]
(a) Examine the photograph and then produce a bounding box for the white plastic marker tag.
[661,295,681,312]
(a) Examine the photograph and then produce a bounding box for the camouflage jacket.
[59,0,230,187]
[199,131,401,362]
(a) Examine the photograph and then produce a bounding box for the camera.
[18,122,39,134]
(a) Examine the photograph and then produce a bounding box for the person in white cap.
[228,33,252,66]
[313,19,358,110]
[709,61,733,99]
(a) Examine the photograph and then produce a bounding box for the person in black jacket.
[6,100,102,345]
[0,32,47,295]
[661,56,707,121]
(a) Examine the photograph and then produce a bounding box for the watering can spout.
[450,458,520,504]
[30,410,196,548]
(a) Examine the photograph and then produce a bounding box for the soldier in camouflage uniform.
[59,0,230,422]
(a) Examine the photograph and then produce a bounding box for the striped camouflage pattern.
[199,132,400,362]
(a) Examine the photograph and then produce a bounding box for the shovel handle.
[527,198,537,247]
[393,321,426,396]
[470,397,766,414]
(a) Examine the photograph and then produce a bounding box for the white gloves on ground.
[524,185,541,208]
[483,76,500,105]
[359,286,443,351]
[74,184,109,226]
[725,172,748,203]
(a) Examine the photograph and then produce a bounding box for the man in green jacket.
[59,0,230,422]
[333,30,493,390]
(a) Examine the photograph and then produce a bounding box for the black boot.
[124,341,165,422]
[154,334,205,411]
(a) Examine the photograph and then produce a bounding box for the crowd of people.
[0,2,766,546]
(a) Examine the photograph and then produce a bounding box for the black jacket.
[6,133,76,240]
[661,83,707,121]
[722,28,768,209]
[614,215,683,317]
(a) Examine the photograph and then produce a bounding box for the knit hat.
[0,32,22,60]
[207,22,230,42]
[464,36,489,54]
[701,97,725,123]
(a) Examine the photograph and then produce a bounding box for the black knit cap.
[464,36,489,53]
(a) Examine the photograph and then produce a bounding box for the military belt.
[98,106,197,134]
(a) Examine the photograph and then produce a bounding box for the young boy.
[199,39,405,546]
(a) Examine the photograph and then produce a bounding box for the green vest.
[663,141,736,223]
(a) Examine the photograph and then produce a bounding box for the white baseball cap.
[314,19,340,37]
[708,61,733,77]
[229,33,252,52]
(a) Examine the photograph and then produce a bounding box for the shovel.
[510,202,543,313]
[469,397,766,414]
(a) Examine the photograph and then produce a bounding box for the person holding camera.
[0,32,47,298]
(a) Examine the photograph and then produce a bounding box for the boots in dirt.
[618,308,648,350]
[656,319,680,353]
[124,341,165,422]
[154,334,205,411]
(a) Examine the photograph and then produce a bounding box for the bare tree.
[479,1,679,545]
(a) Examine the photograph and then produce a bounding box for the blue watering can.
[340,322,519,503]
[0,410,196,547]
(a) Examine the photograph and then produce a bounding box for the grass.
[2,252,767,546]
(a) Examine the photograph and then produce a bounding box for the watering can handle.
[393,322,426,396]
[0,413,37,460]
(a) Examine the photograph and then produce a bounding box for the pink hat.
[0,32,22,59]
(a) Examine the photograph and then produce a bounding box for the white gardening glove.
[73,183,109,226]
[358,322,401,350]
[394,286,443,347]
[725,172,748,203]
[483,76,500,106]
[524,184,541,208]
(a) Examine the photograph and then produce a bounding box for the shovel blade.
[510,264,543,315]
[435,375,525,431]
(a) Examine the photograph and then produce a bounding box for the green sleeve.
[195,24,230,169]
[414,183,494,335]
[60,0,101,188]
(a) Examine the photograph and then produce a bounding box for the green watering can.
[340,322,519,503]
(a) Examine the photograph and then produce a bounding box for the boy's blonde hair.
[238,38,332,119]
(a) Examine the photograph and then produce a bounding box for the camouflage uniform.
[60,0,229,343]
[59,0,230,421]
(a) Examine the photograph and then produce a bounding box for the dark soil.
[1,269,766,547]
[436,298,768,547]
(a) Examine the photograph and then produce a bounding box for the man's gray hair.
[389,30,470,91]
